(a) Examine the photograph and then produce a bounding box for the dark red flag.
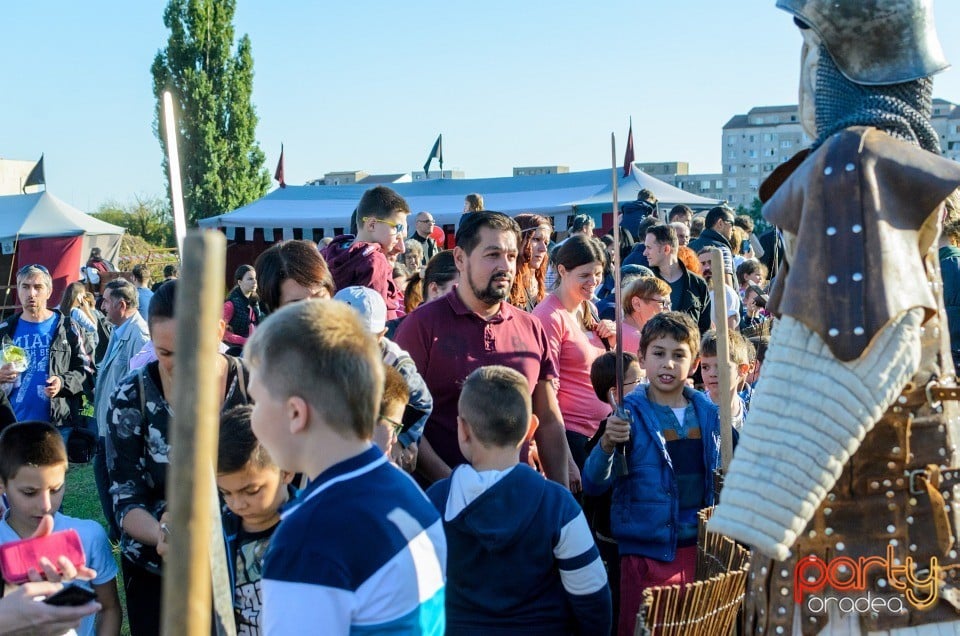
[622,120,635,177]
[274,144,286,188]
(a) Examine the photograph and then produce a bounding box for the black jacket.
[688,227,733,253]
[409,232,440,266]
[650,262,712,335]
[0,310,91,426]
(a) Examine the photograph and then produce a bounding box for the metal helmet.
[776,0,949,85]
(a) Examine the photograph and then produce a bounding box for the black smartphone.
[43,580,97,607]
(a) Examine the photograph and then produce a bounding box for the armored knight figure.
[709,1,960,634]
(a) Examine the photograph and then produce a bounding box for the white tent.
[198,167,720,239]
[0,192,125,303]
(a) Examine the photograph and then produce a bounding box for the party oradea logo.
[794,545,939,615]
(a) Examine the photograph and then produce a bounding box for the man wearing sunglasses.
[322,185,410,320]
[0,265,90,431]
[408,212,440,267]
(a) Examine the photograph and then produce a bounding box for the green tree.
[736,197,770,235]
[92,196,176,248]
[151,0,269,226]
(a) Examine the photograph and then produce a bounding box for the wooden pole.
[710,248,734,473]
[161,230,226,636]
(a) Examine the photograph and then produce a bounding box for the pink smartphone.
[0,529,86,585]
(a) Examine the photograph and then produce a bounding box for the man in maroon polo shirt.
[395,211,572,489]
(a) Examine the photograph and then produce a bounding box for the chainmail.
[813,44,940,153]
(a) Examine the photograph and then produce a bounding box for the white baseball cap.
[333,286,387,334]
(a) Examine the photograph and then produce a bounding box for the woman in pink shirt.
[532,234,615,471]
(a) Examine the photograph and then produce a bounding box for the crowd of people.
[0,183,785,636]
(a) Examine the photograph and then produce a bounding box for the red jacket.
[322,235,404,320]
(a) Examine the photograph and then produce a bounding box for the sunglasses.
[644,297,671,309]
[17,264,49,277]
[365,217,406,236]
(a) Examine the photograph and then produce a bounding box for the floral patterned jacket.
[105,355,249,573]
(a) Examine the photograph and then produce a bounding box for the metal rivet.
[823,508,832,516]
[898,396,908,404]
[808,530,817,538]
[888,503,897,511]
[828,328,839,337]
[887,524,895,533]
[826,227,837,236]
[951,550,958,559]
[870,481,880,489]
[886,491,895,499]
[852,272,863,282]
[778,607,787,615]
[910,544,918,551]
[883,479,892,487]
[760,566,767,575]
[825,527,834,536]
[824,167,833,176]
[892,446,901,454]
[907,515,915,524]
[836,542,845,551]
[845,163,855,172]
[827,275,838,284]
[888,462,897,470]
[854,327,865,336]
[780,569,789,578]
[890,539,899,547]
[877,578,887,588]
[852,224,862,233]
[781,587,789,596]
[776,627,785,635]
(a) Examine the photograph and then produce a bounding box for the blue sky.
[3,1,960,212]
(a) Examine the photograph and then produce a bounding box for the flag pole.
[163,91,188,258]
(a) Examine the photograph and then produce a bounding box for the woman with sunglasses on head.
[509,213,552,312]
[532,234,616,473]
[255,239,335,316]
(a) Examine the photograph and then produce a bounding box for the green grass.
[62,462,131,636]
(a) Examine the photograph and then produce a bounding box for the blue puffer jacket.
[582,385,728,562]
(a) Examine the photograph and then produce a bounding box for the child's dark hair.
[458,365,530,447]
[0,422,67,482]
[700,330,751,366]
[381,365,410,417]
[218,405,275,474]
[357,185,411,221]
[639,312,701,359]
[590,351,640,402]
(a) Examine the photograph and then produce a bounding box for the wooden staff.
[161,230,226,636]
[710,248,734,473]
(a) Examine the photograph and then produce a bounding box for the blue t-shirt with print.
[10,314,57,422]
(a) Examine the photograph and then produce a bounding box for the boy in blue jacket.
[583,312,731,636]
[427,365,611,635]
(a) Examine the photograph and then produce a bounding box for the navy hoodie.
[427,464,611,635]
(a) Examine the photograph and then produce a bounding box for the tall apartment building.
[675,100,960,207]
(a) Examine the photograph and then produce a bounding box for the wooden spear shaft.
[161,230,226,636]
[710,248,734,473]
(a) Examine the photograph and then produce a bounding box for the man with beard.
[395,211,572,490]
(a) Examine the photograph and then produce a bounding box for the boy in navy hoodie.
[322,185,409,319]
[427,365,611,635]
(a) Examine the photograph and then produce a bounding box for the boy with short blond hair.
[0,421,120,636]
[583,312,729,636]
[322,185,410,319]
[217,405,294,634]
[427,365,611,635]
[244,300,445,635]
[699,330,752,431]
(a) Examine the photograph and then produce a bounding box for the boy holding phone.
[0,421,120,636]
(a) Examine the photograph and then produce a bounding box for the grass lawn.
[62,462,131,636]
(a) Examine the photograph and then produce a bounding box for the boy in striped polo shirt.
[245,300,446,635]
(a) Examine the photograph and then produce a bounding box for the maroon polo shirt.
[394,286,557,468]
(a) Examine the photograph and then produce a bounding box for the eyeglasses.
[643,297,671,309]
[417,219,435,226]
[364,217,406,236]
[17,264,49,277]
[379,414,404,437]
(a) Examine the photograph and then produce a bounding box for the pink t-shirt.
[622,322,641,358]
[532,294,610,438]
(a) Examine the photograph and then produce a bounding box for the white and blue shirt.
[261,446,446,635]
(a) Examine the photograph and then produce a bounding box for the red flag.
[622,119,635,177]
[274,144,286,188]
